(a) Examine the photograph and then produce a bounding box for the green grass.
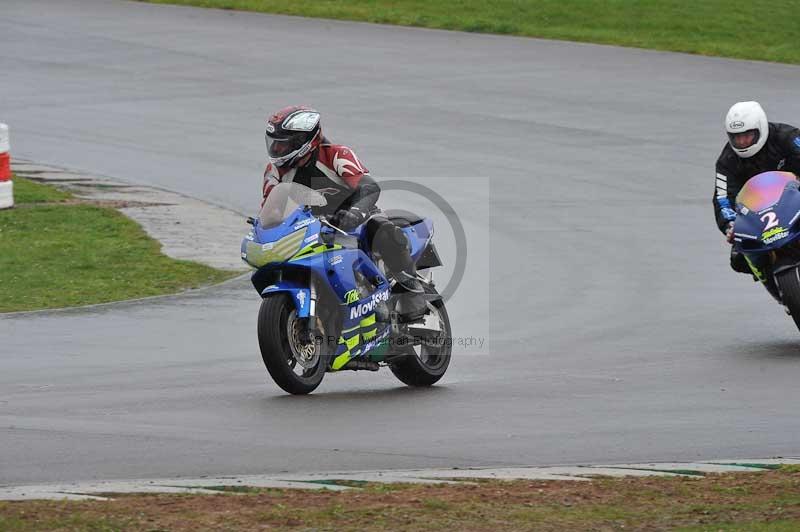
[12,176,72,204]
[0,176,237,312]
[139,0,800,64]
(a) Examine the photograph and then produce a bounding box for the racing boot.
[393,270,427,323]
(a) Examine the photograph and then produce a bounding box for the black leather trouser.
[363,214,416,278]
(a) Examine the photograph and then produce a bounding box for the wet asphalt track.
[2,0,800,485]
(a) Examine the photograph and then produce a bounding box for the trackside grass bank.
[2,467,800,530]
[139,0,800,65]
[0,177,237,313]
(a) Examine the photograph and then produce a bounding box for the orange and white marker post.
[0,123,12,209]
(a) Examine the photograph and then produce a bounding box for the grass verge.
[2,467,800,530]
[0,176,237,313]
[138,0,800,65]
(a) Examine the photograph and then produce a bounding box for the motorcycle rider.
[262,105,426,321]
[714,101,800,301]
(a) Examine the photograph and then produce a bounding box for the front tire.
[389,290,452,387]
[258,294,325,395]
[776,268,800,331]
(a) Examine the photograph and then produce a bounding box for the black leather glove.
[725,221,735,243]
[333,207,368,232]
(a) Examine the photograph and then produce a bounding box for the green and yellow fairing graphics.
[743,250,783,286]
[331,313,381,370]
[744,254,767,282]
[242,227,343,268]
[344,289,359,304]
[290,242,342,261]
[242,228,306,268]
[761,226,789,244]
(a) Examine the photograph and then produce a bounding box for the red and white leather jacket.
[262,141,380,215]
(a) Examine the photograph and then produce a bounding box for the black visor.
[728,129,760,150]
[266,132,306,158]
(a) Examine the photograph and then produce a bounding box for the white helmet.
[725,101,768,158]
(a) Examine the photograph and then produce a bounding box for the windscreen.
[257,182,327,229]
[736,171,798,212]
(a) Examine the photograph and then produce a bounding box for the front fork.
[305,282,321,341]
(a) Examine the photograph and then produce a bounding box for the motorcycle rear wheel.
[389,289,452,387]
[258,293,325,395]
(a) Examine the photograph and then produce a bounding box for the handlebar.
[320,217,349,236]
[248,214,349,236]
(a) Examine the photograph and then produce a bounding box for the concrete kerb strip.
[3,458,799,501]
[11,159,251,272]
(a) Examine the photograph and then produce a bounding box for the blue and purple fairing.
[733,171,800,254]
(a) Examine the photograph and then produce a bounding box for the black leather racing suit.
[262,141,420,291]
[714,122,800,233]
[714,123,800,285]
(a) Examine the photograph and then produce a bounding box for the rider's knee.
[388,224,410,248]
[374,221,409,250]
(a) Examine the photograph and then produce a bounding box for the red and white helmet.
[265,105,322,169]
[725,101,768,158]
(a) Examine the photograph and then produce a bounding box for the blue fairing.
[402,218,434,260]
[255,208,321,248]
[243,201,439,369]
[261,280,312,317]
[733,174,800,254]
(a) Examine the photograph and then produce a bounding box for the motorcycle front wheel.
[258,293,326,395]
[776,267,800,332]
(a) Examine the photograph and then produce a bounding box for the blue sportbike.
[241,182,451,394]
[732,171,800,329]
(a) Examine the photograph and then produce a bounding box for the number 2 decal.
[761,211,779,230]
